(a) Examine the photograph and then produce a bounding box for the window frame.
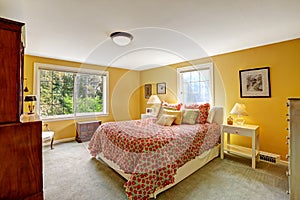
[177,62,214,105]
[34,63,109,121]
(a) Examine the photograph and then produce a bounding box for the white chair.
[42,124,54,149]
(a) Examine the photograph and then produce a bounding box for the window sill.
[41,113,109,122]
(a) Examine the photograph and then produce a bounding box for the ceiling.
[1,0,300,70]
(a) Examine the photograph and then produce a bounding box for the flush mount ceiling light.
[110,31,133,46]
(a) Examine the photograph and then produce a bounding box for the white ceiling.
[1,0,300,70]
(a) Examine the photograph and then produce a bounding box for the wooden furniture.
[221,124,260,169]
[0,18,23,123]
[0,122,43,199]
[286,98,300,199]
[0,17,43,200]
[76,120,101,142]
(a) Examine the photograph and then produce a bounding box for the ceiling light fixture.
[110,31,133,46]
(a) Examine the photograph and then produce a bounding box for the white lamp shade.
[147,95,161,104]
[230,103,248,116]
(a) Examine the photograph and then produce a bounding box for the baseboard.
[277,159,288,167]
[224,144,288,167]
[43,137,75,147]
[54,137,75,144]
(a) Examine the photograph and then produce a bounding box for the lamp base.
[235,118,245,125]
[151,104,160,116]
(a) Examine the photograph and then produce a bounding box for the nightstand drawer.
[222,126,253,136]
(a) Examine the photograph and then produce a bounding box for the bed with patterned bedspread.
[88,113,221,200]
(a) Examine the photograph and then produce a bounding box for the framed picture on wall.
[144,84,152,99]
[239,67,271,98]
[157,82,166,94]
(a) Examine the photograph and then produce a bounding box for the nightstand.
[221,124,260,169]
[141,113,156,119]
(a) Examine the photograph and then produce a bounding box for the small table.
[76,121,102,143]
[141,113,156,119]
[221,124,260,169]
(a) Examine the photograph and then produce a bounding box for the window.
[177,63,214,105]
[34,63,109,120]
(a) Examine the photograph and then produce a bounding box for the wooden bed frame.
[96,107,224,198]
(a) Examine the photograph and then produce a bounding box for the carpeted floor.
[43,141,289,200]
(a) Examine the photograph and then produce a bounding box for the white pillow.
[156,114,177,126]
[206,107,216,123]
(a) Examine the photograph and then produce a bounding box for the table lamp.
[147,95,161,115]
[230,103,248,125]
[24,95,37,114]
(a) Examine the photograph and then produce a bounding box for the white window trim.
[177,62,214,105]
[33,62,109,121]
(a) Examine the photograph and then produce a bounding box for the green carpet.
[43,142,288,200]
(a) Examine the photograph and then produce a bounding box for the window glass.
[34,63,108,120]
[177,63,214,105]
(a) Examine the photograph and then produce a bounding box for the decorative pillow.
[163,109,182,125]
[206,107,216,123]
[156,114,177,126]
[184,103,210,124]
[162,102,182,111]
[181,109,199,125]
[184,103,200,109]
[156,102,178,119]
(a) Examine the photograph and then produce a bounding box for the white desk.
[141,113,156,119]
[221,124,260,169]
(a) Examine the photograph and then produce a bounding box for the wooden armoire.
[0,17,43,199]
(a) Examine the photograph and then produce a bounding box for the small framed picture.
[157,82,166,94]
[146,108,153,114]
[239,67,271,98]
[144,84,152,99]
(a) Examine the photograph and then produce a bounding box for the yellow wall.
[140,38,300,160]
[140,58,226,113]
[24,38,300,160]
[24,55,141,140]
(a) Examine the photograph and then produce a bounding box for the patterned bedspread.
[88,118,220,200]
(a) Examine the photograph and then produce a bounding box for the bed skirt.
[96,144,220,199]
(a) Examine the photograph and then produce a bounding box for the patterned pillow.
[181,109,199,125]
[163,109,182,125]
[184,103,210,124]
[162,102,182,111]
[156,114,177,126]
[156,103,178,119]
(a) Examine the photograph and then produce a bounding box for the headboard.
[211,106,224,125]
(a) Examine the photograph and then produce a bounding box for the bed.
[88,106,223,199]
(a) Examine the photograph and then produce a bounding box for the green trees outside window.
[38,67,107,119]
